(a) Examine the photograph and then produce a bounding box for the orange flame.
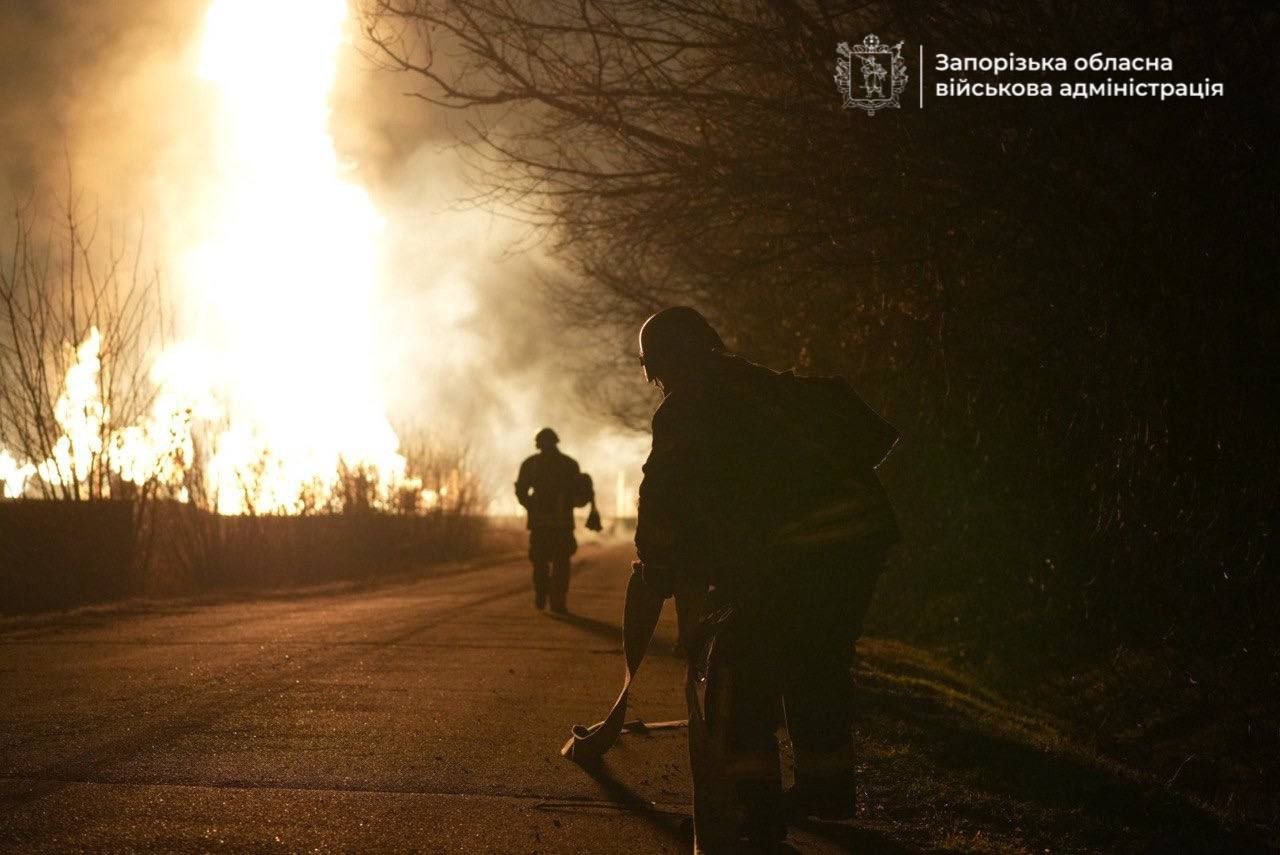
[0,0,430,513]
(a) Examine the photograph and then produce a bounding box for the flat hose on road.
[560,571,669,763]
[560,572,736,852]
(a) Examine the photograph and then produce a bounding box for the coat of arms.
[835,35,908,115]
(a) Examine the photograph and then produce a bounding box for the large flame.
[180,0,407,513]
[35,329,106,490]
[0,0,425,514]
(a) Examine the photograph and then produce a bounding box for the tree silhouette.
[365,0,1278,805]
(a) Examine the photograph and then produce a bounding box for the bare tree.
[0,190,192,582]
[0,193,175,500]
[395,428,485,517]
[362,0,1278,754]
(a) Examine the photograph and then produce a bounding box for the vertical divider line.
[918,45,924,109]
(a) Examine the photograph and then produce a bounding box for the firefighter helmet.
[535,427,560,449]
[638,306,725,383]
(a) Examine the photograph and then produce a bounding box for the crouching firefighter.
[566,307,900,852]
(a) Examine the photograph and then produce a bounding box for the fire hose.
[560,569,739,851]
[560,570,669,762]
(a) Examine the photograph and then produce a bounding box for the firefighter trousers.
[529,528,576,611]
[697,557,881,847]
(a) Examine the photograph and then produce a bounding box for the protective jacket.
[515,449,582,531]
[634,352,898,600]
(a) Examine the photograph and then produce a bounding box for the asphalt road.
[1,543,1256,853]
[0,543,772,853]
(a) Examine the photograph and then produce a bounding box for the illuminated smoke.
[0,0,419,513]
[179,0,408,513]
[0,0,651,515]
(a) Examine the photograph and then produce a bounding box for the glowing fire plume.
[180,0,408,513]
[0,1,438,513]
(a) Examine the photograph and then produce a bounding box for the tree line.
[363,0,1276,695]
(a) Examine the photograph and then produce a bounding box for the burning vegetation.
[0,0,472,518]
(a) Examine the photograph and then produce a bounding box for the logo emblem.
[835,35,907,115]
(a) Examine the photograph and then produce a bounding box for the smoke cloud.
[0,0,651,516]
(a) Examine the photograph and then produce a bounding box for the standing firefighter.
[515,428,602,613]
[634,307,899,850]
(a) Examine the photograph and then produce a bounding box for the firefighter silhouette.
[515,428,600,613]
[632,306,899,850]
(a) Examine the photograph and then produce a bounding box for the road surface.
[0,543,1252,852]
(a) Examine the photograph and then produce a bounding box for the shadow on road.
[568,760,689,849]
[545,610,623,643]
[545,610,685,659]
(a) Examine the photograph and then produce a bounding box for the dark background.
[361,0,1278,822]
